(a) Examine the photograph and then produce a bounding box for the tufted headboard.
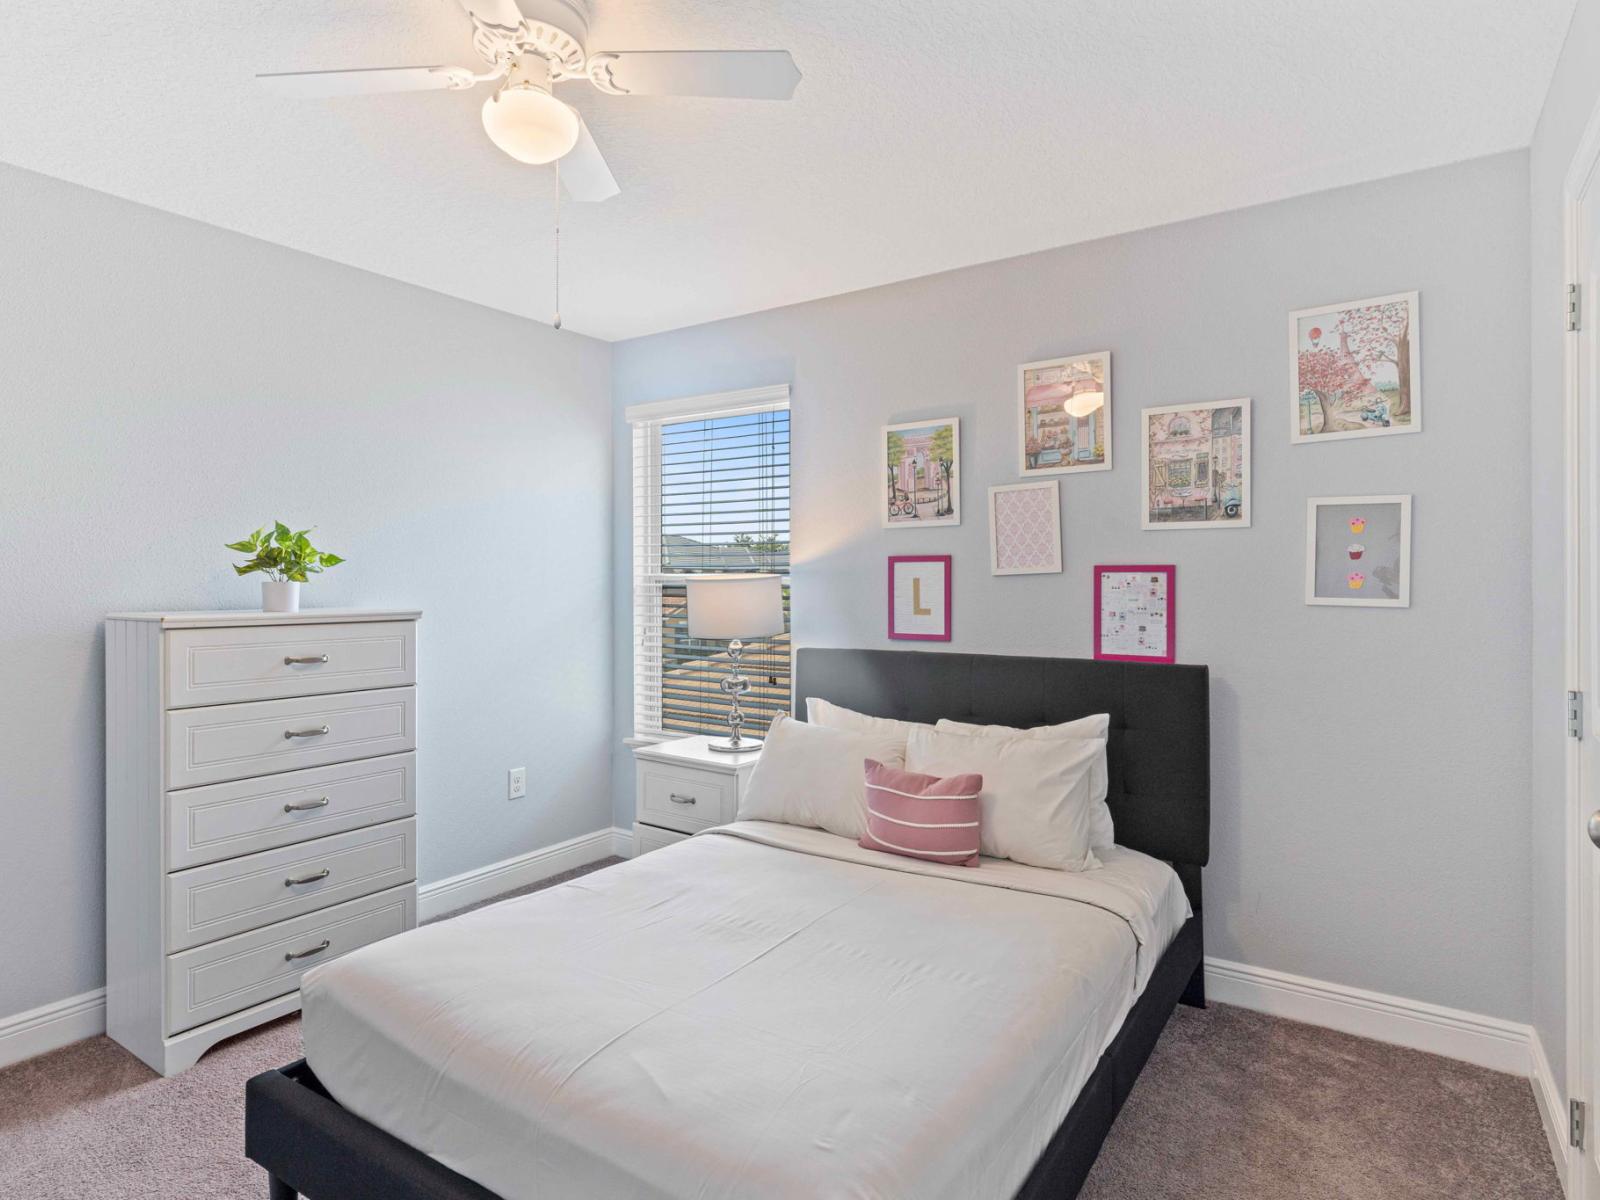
[793,647,1210,910]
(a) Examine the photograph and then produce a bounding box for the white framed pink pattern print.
[988,481,1062,575]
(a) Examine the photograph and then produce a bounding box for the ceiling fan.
[257,0,801,202]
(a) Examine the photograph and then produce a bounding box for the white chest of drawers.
[105,608,421,1076]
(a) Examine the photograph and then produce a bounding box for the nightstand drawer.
[634,823,690,856]
[166,817,416,952]
[165,621,416,708]
[638,764,735,833]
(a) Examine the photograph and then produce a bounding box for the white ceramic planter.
[261,580,302,613]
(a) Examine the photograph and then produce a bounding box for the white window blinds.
[629,387,791,739]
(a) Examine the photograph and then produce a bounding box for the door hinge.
[1569,690,1584,739]
[1570,283,1582,332]
[1572,1098,1586,1150]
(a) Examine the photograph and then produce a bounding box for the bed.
[245,647,1210,1199]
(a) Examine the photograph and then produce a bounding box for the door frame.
[1562,92,1600,1200]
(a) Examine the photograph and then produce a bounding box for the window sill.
[624,733,670,749]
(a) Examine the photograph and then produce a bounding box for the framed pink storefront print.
[988,480,1062,575]
[1018,352,1112,476]
[1094,565,1176,663]
[888,555,952,640]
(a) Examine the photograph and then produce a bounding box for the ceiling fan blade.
[587,51,801,99]
[256,66,478,97]
[454,0,527,32]
[561,117,620,202]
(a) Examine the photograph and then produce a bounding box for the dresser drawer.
[166,752,416,871]
[165,883,415,1035]
[166,818,416,951]
[638,764,736,834]
[165,687,416,789]
[164,621,416,708]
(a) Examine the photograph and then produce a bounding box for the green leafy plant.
[226,522,345,583]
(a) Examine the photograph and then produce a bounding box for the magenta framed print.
[888,555,952,640]
[1094,565,1175,663]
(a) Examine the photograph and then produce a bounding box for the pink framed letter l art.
[888,555,952,641]
[1093,564,1176,663]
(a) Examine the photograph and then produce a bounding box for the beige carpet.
[0,857,1561,1200]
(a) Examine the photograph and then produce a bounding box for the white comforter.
[301,822,1189,1200]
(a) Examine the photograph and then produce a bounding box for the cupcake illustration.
[1348,517,1367,535]
[1347,543,1365,560]
[1347,572,1366,590]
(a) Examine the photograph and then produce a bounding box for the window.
[629,387,791,740]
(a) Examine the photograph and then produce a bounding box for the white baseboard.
[416,825,632,922]
[0,826,633,1071]
[1204,956,1531,1074]
[1530,1029,1571,1195]
[0,987,107,1071]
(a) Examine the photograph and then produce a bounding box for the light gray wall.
[1528,0,1600,1098]
[0,164,614,1020]
[611,152,1534,1022]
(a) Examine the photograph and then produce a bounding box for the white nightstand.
[632,735,760,855]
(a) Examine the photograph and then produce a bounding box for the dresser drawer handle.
[668,793,697,805]
[284,725,331,739]
[284,940,331,962]
[284,868,331,887]
[284,796,331,813]
[285,654,330,665]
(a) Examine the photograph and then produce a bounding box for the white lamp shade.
[480,85,580,165]
[685,574,785,640]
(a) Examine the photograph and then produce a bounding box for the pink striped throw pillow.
[859,759,983,867]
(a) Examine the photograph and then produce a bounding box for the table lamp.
[685,573,785,753]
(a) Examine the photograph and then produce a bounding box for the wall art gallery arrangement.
[879,291,1420,643]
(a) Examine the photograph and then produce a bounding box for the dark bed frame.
[246,647,1210,1200]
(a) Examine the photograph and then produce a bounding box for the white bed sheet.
[301,822,1189,1200]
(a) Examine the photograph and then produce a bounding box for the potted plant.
[226,523,345,613]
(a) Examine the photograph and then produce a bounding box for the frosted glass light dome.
[481,84,580,165]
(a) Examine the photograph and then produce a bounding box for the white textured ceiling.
[0,1,1576,341]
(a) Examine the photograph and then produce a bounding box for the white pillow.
[907,725,1102,872]
[936,715,1114,849]
[737,715,906,839]
[807,697,933,744]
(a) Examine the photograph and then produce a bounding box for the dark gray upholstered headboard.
[794,647,1210,910]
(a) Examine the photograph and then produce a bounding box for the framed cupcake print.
[1019,352,1112,476]
[1140,399,1251,529]
[1305,495,1411,607]
[884,418,960,527]
[1290,291,1420,443]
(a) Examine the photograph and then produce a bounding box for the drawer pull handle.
[284,725,331,739]
[284,796,331,813]
[285,940,331,962]
[669,793,697,805]
[285,654,331,665]
[284,868,331,887]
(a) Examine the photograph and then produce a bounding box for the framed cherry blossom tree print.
[1290,291,1420,443]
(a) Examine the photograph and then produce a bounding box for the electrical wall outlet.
[508,767,527,800]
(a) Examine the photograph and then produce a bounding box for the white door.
[1576,162,1600,1200]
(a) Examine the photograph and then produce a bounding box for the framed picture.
[1290,291,1420,443]
[1018,352,1112,476]
[1305,495,1411,607]
[1094,565,1175,663]
[1140,398,1251,529]
[883,418,960,528]
[989,481,1062,575]
[888,555,951,640]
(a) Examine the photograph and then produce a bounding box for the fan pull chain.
[552,159,562,331]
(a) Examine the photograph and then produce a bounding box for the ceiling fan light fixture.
[481,69,580,165]
[1064,389,1105,418]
